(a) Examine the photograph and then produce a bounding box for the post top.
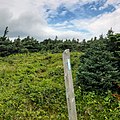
[63,49,69,54]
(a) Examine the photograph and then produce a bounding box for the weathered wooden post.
[63,49,77,120]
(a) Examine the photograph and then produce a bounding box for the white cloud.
[0,0,120,41]
[0,0,86,40]
[0,0,48,39]
[99,0,120,10]
[89,7,120,33]
[72,6,120,38]
[107,0,120,5]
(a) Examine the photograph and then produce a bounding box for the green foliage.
[0,27,120,119]
[0,28,82,57]
[0,52,80,119]
[0,35,82,57]
[76,89,120,120]
[0,52,119,119]
[107,33,120,71]
[77,37,120,94]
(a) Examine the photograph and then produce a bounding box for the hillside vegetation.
[0,52,80,119]
[0,28,120,119]
[0,52,120,120]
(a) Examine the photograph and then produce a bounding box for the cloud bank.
[0,0,120,41]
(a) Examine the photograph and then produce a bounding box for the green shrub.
[77,40,120,94]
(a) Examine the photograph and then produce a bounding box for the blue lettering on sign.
[67,59,71,70]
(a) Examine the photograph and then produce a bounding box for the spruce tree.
[77,40,120,94]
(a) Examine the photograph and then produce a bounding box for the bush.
[77,40,120,94]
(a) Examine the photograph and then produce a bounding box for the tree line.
[0,27,106,57]
[0,27,84,57]
[0,27,120,94]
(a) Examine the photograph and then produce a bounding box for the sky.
[0,0,120,41]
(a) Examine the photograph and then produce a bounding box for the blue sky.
[47,0,115,24]
[0,0,120,41]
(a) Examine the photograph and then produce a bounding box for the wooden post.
[63,49,77,120]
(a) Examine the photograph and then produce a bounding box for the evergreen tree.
[2,26,9,40]
[77,40,120,94]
